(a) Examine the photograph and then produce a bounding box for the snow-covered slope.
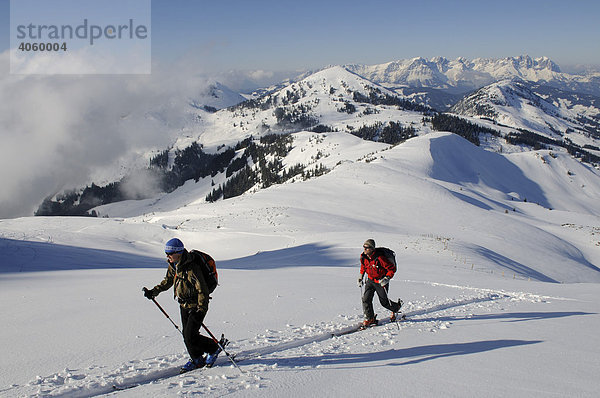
[1,130,600,396]
[5,132,599,279]
[530,82,600,121]
[452,79,572,134]
[2,261,599,397]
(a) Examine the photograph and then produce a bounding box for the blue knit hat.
[165,238,184,254]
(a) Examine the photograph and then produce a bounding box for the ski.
[112,363,210,391]
[329,313,407,337]
[113,383,140,391]
[179,365,204,374]
[360,312,408,330]
[112,314,408,391]
[112,338,238,391]
[358,323,379,331]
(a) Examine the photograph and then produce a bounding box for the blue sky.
[149,0,600,72]
[2,0,600,72]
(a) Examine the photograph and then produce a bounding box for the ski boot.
[180,357,205,373]
[360,315,378,329]
[205,334,229,368]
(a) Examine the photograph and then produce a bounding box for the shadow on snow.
[473,246,560,282]
[429,134,551,209]
[250,339,544,369]
[0,239,352,273]
[218,243,354,270]
[473,244,600,282]
[414,310,595,324]
[0,238,162,273]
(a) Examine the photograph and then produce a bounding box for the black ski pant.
[362,278,400,320]
[180,307,218,360]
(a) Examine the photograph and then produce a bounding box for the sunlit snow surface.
[1,132,599,397]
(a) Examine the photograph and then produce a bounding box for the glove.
[142,287,155,299]
[357,276,364,287]
[379,277,390,287]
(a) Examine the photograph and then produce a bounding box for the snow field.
[2,253,599,397]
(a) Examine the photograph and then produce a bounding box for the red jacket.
[360,249,396,282]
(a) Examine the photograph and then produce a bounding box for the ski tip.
[358,322,379,330]
[113,384,138,391]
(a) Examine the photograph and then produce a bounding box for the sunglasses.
[363,246,373,250]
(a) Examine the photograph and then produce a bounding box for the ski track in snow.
[6,284,553,397]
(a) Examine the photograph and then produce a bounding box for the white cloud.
[0,50,213,218]
[10,45,151,75]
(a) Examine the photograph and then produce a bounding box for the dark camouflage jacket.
[150,249,209,312]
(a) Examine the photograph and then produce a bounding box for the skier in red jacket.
[358,239,402,327]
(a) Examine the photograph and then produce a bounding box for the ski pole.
[149,296,184,336]
[359,274,364,297]
[359,274,365,323]
[148,296,244,373]
[201,323,244,373]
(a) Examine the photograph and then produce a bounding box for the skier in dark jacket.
[143,238,224,372]
[358,239,402,327]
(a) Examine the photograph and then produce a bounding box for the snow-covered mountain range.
[346,55,600,95]
[346,55,600,111]
[2,56,600,397]
[34,56,600,218]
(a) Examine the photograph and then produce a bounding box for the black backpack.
[190,250,219,293]
[376,247,397,272]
